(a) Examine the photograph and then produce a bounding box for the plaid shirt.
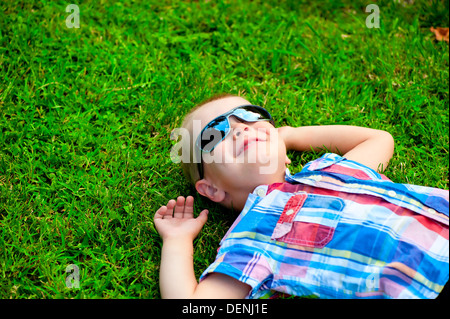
[200,153,449,299]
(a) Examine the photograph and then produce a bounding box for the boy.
[154,94,449,299]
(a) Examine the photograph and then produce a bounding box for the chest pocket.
[271,192,344,248]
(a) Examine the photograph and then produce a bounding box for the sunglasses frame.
[195,104,274,180]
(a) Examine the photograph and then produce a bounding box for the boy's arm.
[154,196,251,299]
[278,125,394,172]
[159,237,250,299]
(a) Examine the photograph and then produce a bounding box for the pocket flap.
[271,193,344,248]
[271,193,307,240]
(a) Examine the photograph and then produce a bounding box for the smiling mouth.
[238,137,261,156]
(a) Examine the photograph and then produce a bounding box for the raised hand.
[154,196,209,242]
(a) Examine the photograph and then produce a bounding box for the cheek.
[252,122,275,135]
[202,143,237,179]
[202,142,228,165]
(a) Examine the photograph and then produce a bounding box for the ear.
[195,179,226,203]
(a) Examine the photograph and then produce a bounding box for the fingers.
[183,196,194,218]
[173,196,186,219]
[154,199,176,220]
[155,196,200,219]
[154,205,166,219]
[165,199,176,219]
[196,209,209,226]
[154,205,171,221]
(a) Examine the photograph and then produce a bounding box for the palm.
[154,196,208,241]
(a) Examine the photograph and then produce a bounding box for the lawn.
[0,0,448,298]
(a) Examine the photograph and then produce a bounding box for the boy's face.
[193,97,289,203]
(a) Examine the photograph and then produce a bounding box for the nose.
[232,122,249,139]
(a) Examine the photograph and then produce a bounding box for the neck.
[225,172,287,212]
[226,190,251,212]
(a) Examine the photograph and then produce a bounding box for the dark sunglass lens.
[237,105,271,122]
[200,127,226,152]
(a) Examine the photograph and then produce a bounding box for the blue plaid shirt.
[200,153,449,299]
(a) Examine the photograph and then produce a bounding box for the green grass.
[0,0,448,298]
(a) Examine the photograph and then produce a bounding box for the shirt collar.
[251,168,295,197]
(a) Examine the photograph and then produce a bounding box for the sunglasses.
[195,104,274,179]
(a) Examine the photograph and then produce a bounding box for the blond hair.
[179,93,237,184]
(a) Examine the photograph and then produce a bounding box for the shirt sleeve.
[199,249,273,299]
[300,152,388,181]
[296,153,449,224]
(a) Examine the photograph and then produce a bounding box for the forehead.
[193,96,251,129]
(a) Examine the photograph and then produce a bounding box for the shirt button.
[388,190,397,197]
[254,186,267,197]
[427,208,437,214]
[286,209,295,216]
